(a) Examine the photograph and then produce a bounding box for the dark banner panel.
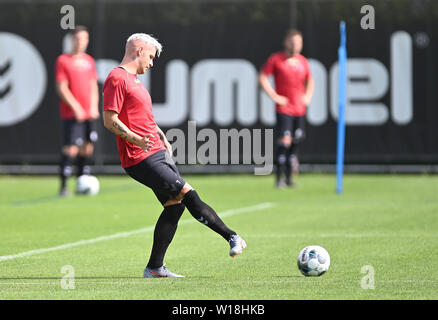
[0,0,437,168]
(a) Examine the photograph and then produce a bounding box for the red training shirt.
[102,67,165,168]
[55,53,98,120]
[261,52,311,116]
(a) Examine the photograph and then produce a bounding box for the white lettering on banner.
[324,31,412,125]
[95,58,189,127]
[153,60,188,126]
[95,58,152,90]
[259,75,276,126]
[191,59,258,126]
[391,31,412,125]
[0,32,47,127]
[330,59,389,125]
[307,59,328,126]
[80,32,414,127]
[96,59,119,84]
[1,31,411,127]
[62,33,72,54]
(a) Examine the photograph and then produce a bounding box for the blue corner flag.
[336,21,347,194]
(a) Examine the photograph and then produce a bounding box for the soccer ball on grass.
[297,245,330,276]
[76,175,100,196]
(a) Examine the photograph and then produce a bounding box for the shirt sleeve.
[103,72,126,114]
[55,56,68,83]
[260,54,276,76]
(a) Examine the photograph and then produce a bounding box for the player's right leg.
[285,116,305,187]
[59,145,79,196]
[59,120,81,196]
[277,135,292,187]
[143,200,186,278]
[275,113,293,188]
[77,120,99,177]
[124,151,188,277]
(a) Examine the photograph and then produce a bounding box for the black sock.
[60,154,73,190]
[181,190,236,241]
[276,143,288,183]
[76,155,90,176]
[285,147,294,184]
[147,203,186,269]
[286,143,299,183]
[290,142,299,156]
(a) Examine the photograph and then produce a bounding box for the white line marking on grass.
[0,202,274,262]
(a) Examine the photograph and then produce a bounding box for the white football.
[297,245,330,276]
[76,175,100,196]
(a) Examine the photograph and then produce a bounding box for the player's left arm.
[89,58,99,120]
[303,76,315,106]
[156,125,172,155]
[302,59,315,106]
[89,79,100,119]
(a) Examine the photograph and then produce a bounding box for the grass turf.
[0,173,437,299]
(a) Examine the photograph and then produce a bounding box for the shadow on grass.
[10,183,139,207]
[0,275,211,280]
[0,276,141,280]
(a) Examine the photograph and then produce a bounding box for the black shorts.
[62,120,98,146]
[124,149,186,205]
[275,113,306,142]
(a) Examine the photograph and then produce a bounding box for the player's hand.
[302,94,312,106]
[89,109,100,120]
[274,94,289,106]
[74,108,87,123]
[139,134,155,152]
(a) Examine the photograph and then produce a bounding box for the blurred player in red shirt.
[103,33,246,278]
[259,29,314,188]
[55,26,99,196]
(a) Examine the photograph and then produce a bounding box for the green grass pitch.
[0,173,437,299]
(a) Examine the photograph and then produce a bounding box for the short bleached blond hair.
[126,33,163,57]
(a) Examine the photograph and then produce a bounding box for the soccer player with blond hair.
[103,33,246,278]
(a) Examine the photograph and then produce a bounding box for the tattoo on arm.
[110,121,137,143]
